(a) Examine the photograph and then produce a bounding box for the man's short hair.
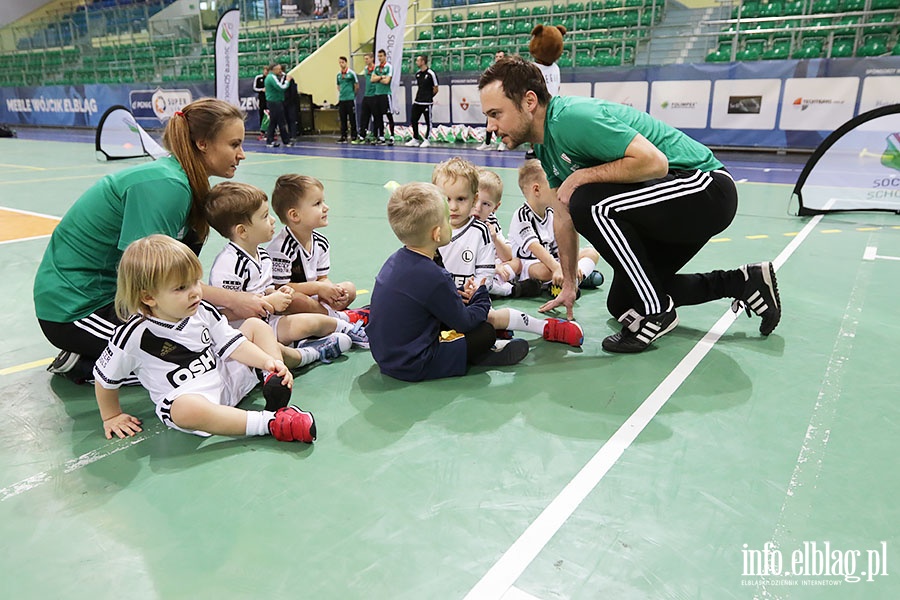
[205,182,268,239]
[478,55,550,108]
[377,48,386,56]
[518,159,548,192]
[271,174,324,223]
[387,183,446,246]
[418,54,429,65]
[432,156,480,198]
[339,55,348,62]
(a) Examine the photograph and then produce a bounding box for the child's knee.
[169,394,209,429]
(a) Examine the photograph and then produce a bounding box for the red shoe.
[543,318,584,347]
[345,306,370,326]
[269,406,317,442]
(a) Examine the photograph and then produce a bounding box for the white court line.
[0,205,61,219]
[863,246,900,261]
[464,213,826,600]
[0,427,163,502]
[0,234,51,246]
[501,586,545,600]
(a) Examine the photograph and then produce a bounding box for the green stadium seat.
[514,19,534,34]
[871,0,899,8]
[465,23,482,36]
[484,9,498,19]
[480,54,494,69]
[792,40,824,58]
[515,7,530,17]
[811,0,839,12]
[863,13,895,35]
[451,12,464,21]
[500,20,516,35]
[500,8,514,18]
[558,53,573,67]
[463,54,480,70]
[434,13,450,23]
[434,25,450,39]
[835,15,862,35]
[418,30,432,41]
[432,55,447,71]
[484,23,499,37]
[829,36,855,57]
[840,0,866,9]
[533,5,550,16]
[568,2,586,12]
[469,10,483,21]
[892,41,900,55]
[732,2,761,18]
[856,34,890,56]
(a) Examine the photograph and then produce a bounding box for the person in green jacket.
[35,98,272,383]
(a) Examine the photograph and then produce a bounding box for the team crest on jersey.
[461,248,474,263]
[201,328,211,344]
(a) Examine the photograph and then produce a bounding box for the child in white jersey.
[432,157,585,347]
[267,174,369,325]
[93,235,316,443]
[472,168,543,299]
[206,182,368,355]
[513,160,604,295]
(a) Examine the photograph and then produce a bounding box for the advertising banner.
[711,79,782,130]
[649,79,712,129]
[215,9,241,107]
[373,0,408,111]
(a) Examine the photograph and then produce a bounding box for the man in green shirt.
[478,56,781,353]
[264,63,293,148]
[371,48,395,145]
[352,53,378,144]
[336,56,359,143]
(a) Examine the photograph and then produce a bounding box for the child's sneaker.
[548,283,581,300]
[732,262,781,336]
[345,306,370,326]
[495,329,514,340]
[345,321,370,349]
[474,338,529,366]
[579,270,605,289]
[602,297,678,353]
[262,372,292,411]
[404,138,420,147]
[542,318,584,347]
[300,332,351,364]
[510,278,543,298]
[47,349,81,375]
[269,406,316,442]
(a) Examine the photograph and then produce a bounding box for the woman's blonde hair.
[387,182,446,246]
[115,235,203,321]
[162,97,244,243]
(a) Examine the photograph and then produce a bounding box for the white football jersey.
[509,203,558,261]
[94,301,248,408]
[267,227,330,286]
[486,214,508,246]
[209,242,273,295]
[535,62,560,96]
[436,216,497,288]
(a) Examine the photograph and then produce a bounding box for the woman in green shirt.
[35,97,270,383]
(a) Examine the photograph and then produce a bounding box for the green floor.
[1,138,897,599]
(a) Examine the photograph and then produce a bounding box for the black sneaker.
[47,350,80,375]
[510,278,543,298]
[262,372,292,411]
[337,137,348,144]
[602,297,678,353]
[733,262,781,336]
[474,338,529,367]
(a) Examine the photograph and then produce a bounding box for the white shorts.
[155,359,260,436]
[519,258,546,282]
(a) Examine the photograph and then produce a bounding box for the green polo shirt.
[337,69,358,102]
[265,72,288,102]
[534,96,723,189]
[33,156,193,322]
[373,62,393,96]
[361,66,377,97]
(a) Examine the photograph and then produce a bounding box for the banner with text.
[215,9,241,107]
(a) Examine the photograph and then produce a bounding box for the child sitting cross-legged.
[205,182,368,362]
[94,235,316,443]
[432,157,584,348]
[512,159,604,296]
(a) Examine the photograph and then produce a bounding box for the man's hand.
[539,283,577,321]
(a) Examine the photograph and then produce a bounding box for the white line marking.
[0,234,51,246]
[501,586,544,600]
[862,246,900,262]
[464,214,826,600]
[758,228,872,600]
[0,427,163,502]
[0,205,61,219]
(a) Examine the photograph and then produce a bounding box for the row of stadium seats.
[707,33,900,60]
[731,0,900,18]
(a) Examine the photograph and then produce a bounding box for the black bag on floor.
[0,124,16,138]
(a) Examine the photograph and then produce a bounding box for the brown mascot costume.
[528,24,567,69]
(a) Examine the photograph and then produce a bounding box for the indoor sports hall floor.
[1,131,897,600]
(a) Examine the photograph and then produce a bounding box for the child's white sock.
[491,276,513,296]
[506,309,546,335]
[332,319,355,335]
[246,410,276,436]
[322,303,350,321]
[297,345,321,367]
[578,257,597,280]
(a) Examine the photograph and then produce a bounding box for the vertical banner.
[215,8,240,107]
[373,0,408,108]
